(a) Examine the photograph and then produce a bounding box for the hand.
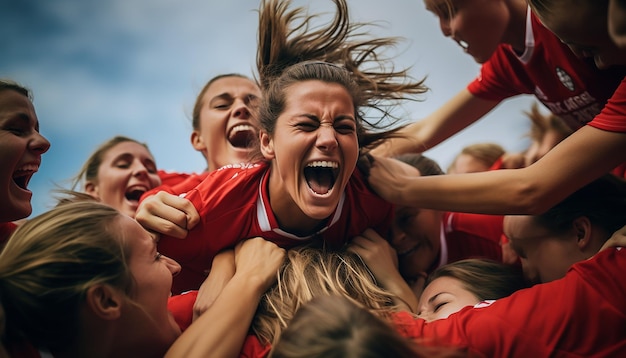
[234,237,286,291]
[348,228,399,281]
[348,228,418,312]
[193,250,236,321]
[135,191,200,239]
[367,155,420,205]
[600,225,626,251]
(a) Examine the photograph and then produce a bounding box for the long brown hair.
[255,0,428,158]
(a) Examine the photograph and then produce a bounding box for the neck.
[502,0,531,52]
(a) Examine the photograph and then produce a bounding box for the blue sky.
[2,0,536,218]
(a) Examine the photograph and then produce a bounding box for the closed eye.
[434,301,448,312]
[295,120,319,132]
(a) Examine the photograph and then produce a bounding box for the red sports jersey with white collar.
[468,9,626,130]
[158,161,393,294]
[393,247,626,357]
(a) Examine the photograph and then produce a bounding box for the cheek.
[149,174,162,188]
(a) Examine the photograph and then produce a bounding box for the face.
[503,215,584,283]
[192,76,261,171]
[417,276,480,322]
[119,215,181,351]
[449,153,491,174]
[85,141,161,218]
[534,1,625,68]
[261,80,359,234]
[391,205,443,280]
[425,0,510,63]
[0,89,50,222]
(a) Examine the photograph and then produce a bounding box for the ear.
[572,216,593,250]
[84,181,100,200]
[259,130,275,160]
[191,130,206,152]
[85,285,123,321]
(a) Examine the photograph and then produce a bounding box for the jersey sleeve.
[587,77,626,132]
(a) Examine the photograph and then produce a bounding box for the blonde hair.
[0,200,134,351]
[253,245,406,350]
[271,295,460,358]
[447,143,505,173]
[525,102,572,143]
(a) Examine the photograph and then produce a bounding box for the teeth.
[232,124,254,132]
[307,161,338,168]
[458,40,468,50]
[14,164,39,175]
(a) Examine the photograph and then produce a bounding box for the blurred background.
[1,0,537,217]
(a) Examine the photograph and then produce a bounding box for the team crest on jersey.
[556,67,575,91]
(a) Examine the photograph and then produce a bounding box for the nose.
[163,255,182,276]
[131,160,150,177]
[30,132,51,154]
[232,100,252,119]
[316,124,338,152]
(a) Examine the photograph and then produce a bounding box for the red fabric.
[467,11,626,130]
[149,171,209,198]
[167,290,199,332]
[168,290,270,358]
[587,77,626,133]
[393,247,626,357]
[239,336,271,358]
[155,162,393,294]
[443,212,505,265]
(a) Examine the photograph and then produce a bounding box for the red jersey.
[158,162,393,294]
[587,77,626,133]
[442,212,504,265]
[155,170,209,196]
[394,247,626,357]
[467,10,626,130]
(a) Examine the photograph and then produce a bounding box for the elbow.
[509,180,556,215]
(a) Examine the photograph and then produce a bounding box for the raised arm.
[371,88,499,157]
[369,125,626,214]
[165,237,285,358]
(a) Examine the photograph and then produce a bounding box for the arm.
[192,250,236,321]
[368,126,626,214]
[165,237,285,358]
[371,89,499,157]
[347,229,418,312]
[135,191,200,238]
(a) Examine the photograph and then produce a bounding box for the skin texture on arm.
[348,229,419,312]
[192,250,236,321]
[165,237,285,358]
[369,125,626,214]
[371,89,499,157]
